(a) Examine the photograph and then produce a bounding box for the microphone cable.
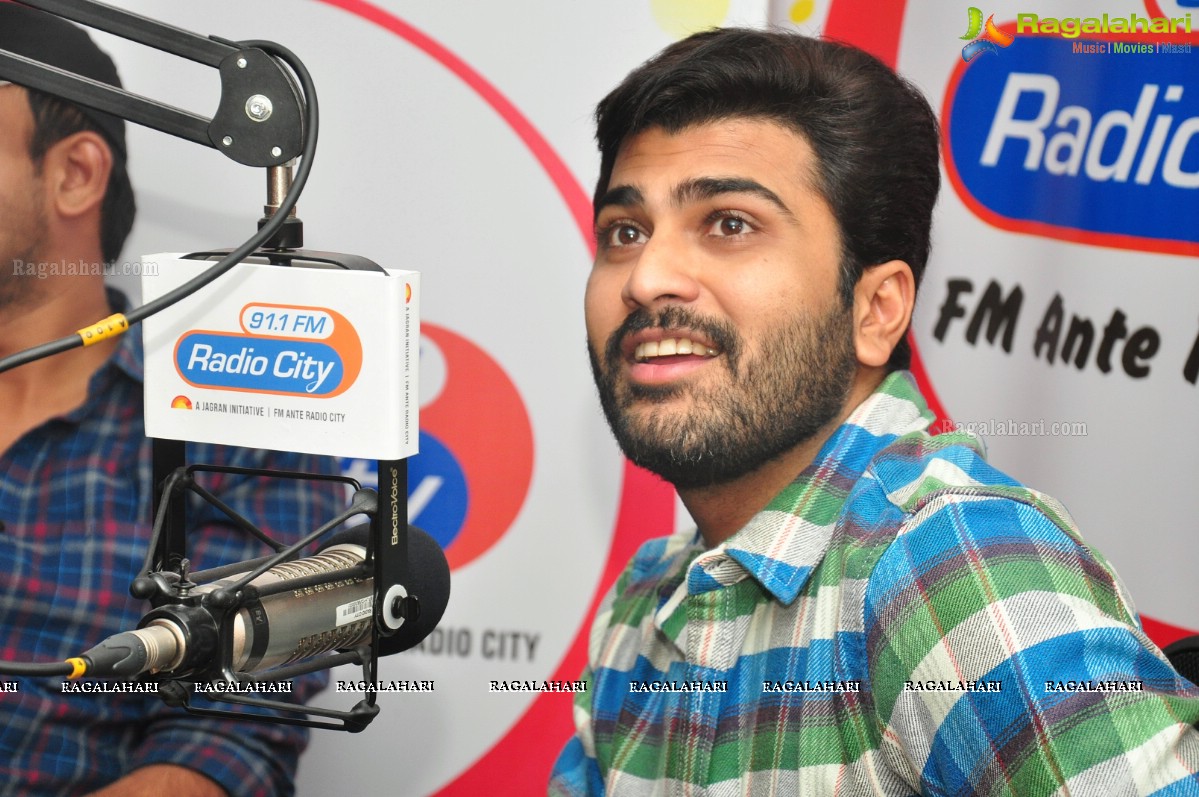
[0,660,75,678]
[0,39,319,377]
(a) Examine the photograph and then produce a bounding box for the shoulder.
[854,427,1131,629]
[867,429,1020,514]
[856,427,1084,551]
[858,431,1136,674]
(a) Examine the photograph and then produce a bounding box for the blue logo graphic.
[176,333,345,395]
[946,35,1199,252]
[406,432,469,549]
[339,432,469,550]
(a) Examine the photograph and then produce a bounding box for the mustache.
[603,306,740,371]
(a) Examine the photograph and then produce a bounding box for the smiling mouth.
[634,337,720,362]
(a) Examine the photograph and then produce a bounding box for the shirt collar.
[689,371,937,605]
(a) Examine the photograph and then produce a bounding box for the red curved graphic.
[825,0,910,66]
[320,0,594,250]
[1144,0,1199,41]
[421,324,534,570]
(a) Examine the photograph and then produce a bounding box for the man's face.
[585,119,858,489]
[0,85,48,311]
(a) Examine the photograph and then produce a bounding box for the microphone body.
[155,541,372,674]
[80,525,449,680]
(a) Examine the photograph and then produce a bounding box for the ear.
[42,131,112,221]
[852,260,915,369]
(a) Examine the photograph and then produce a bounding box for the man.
[550,28,1199,796]
[0,6,343,795]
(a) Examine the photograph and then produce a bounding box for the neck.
[0,273,119,454]
[679,367,887,548]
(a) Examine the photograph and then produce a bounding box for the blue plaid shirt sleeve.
[0,305,345,797]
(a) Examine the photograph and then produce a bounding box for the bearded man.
[550,27,1199,797]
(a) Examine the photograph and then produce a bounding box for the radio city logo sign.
[173,303,363,398]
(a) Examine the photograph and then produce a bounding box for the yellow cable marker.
[65,657,88,680]
[77,313,129,346]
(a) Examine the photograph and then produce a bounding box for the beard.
[588,302,857,489]
[0,184,48,314]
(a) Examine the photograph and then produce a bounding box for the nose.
[620,230,700,311]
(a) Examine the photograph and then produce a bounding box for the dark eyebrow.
[593,185,644,221]
[674,177,794,219]
[593,177,796,223]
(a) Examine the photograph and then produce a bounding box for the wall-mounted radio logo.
[944,32,1199,255]
[961,8,1015,61]
[171,395,192,409]
[173,304,363,398]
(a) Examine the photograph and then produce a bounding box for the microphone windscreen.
[319,524,450,656]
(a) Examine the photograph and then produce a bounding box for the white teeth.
[634,338,718,361]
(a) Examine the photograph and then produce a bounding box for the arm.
[864,488,1199,796]
[549,531,700,796]
[549,666,603,797]
[86,764,225,797]
[549,552,647,797]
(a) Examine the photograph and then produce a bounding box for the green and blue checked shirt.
[550,371,1199,796]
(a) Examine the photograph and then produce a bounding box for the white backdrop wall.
[77,0,1199,794]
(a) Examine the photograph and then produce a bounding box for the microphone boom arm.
[0,0,305,167]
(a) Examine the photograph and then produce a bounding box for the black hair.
[594,28,940,370]
[26,90,136,265]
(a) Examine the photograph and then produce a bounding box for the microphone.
[75,524,450,680]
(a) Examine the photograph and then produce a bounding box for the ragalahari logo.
[961,7,1015,61]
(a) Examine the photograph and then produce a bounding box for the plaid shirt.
[0,291,344,796]
[550,372,1199,796]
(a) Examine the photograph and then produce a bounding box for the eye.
[598,221,648,249]
[705,212,755,238]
